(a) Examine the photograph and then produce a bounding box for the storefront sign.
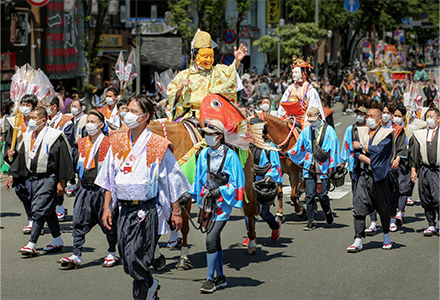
[1,53,16,70]
[100,34,123,48]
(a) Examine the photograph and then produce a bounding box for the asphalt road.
[1,104,439,300]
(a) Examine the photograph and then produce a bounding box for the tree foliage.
[253,23,326,64]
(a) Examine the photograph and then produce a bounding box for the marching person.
[347,107,395,252]
[57,110,118,269]
[287,107,340,231]
[409,107,440,236]
[5,106,74,255]
[116,99,129,129]
[96,95,190,300]
[4,94,37,233]
[98,87,120,129]
[178,119,245,293]
[242,117,282,246]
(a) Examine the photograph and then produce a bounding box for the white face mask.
[260,103,270,112]
[205,135,219,147]
[119,111,127,118]
[392,117,402,125]
[366,117,379,129]
[86,123,101,136]
[356,115,365,123]
[71,107,81,116]
[124,112,145,129]
[310,119,321,128]
[28,119,43,131]
[46,107,53,116]
[106,97,115,105]
[292,67,302,83]
[382,113,391,123]
[426,118,437,128]
[20,106,32,116]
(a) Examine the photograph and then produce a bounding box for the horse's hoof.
[275,213,286,224]
[298,209,307,219]
[247,246,256,255]
[175,256,193,270]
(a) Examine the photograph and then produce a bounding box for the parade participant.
[96,95,190,300]
[98,87,120,129]
[391,80,403,104]
[340,106,367,198]
[414,63,427,82]
[258,97,277,116]
[57,110,118,269]
[347,107,395,252]
[381,104,393,128]
[409,107,440,236]
[66,98,87,197]
[242,117,282,245]
[4,94,38,233]
[423,78,437,107]
[116,99,129,129]
[287,107,339,231]
[46,97,74,221]
[178,119,245,293]
[5,106,74,255]
[167,30,247,119]
[277,56,325,126]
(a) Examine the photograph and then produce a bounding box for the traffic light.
[10,11,29,46]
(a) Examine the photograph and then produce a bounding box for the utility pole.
[314,0,319,76]
[135,0,141,95]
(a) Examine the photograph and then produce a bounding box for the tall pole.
[314,0,319,76]
[277,36,280,78]
[135,0,141,95]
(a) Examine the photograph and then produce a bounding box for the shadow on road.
[0,212,21,218]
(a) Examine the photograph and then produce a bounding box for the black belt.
[421,164,440,171]
[119,197,155,206]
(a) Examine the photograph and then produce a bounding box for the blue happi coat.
[288,123,340,179]
[189,146,245,221]
[341,124,356,172]
[255,142,283,184]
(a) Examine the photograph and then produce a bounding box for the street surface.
[1,104,439,300]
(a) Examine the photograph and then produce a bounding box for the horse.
[260,112,306,222]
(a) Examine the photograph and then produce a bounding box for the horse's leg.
[291,165,307,219]
[176,199,193,270]
[275,183,285,224]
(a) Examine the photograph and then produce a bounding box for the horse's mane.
[262,112,290,129]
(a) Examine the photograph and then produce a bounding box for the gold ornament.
[193,31,212,49]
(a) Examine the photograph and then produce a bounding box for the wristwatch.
[359,143,364,149]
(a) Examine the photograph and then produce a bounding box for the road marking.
[282,183,351,200]
[334,122,341,127]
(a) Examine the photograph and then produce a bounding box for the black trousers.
[206,221,227,254]
[29,174,61,243]
[72,184,118,257]
[118,199,158,300]
[419,165,440,227]
[353,172,392,238]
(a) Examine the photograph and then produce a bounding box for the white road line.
[334,122,341,127]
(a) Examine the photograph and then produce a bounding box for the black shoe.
[152,254,166,271]
[200,279,216,293]
[214,275,227,288]
[325,210,334,225]
[303,221,316,231]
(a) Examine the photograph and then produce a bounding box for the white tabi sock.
[390,217,396,225]
[107,252,116,259]
[57,205,65,215]
[53,236,63,246]
[154,244,161,260]
[69,255,82,263]
[181,246,189,259]
[353,238,362,248]
[28,220,33,227]
[25,242,36,249]
[396,211,403,218]
[169,230,179,242]
[428,226,437,232]
[369,221,377,230]
[383,233,391,245]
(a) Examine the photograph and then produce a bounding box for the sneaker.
[146,279,159,300]
[325,210,334,225]
[406,197,414,206]
[200,279,216,293]
[214,275,227,288]
[271,221,281,242]
[152,254,166,271]
[303,221,316,231]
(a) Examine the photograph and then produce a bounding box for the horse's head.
[200,93,254,149]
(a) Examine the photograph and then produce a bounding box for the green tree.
[253,23,326,65]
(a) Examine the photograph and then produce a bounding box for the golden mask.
[196,48,214,70]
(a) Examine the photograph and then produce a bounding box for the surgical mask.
[356,115,365,123]
[106,97,115,105]
[86,123,101,136]
[46,107,53,115]
[119,111,127,118]
[426,118,437,128]
[71,107,81,116]
[28,119,43,131]
[392,117,402,125]
[20,106,32,116]
[382,114,391,123]
[260,103,270,112]
[124,112,145,129]
[205,135,219,147]
[310,119,321,128]
[366,117,379,129]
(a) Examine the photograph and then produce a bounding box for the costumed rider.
[242,117,283,246]
[4,94,38,234]
[287,107,340,231]
[96,95,191,300]
[5,106,74,256]
[347,107,396,252]
[178,119,245,294]
[57,110,118,269]
[409,107,440,236]
[277,56,325,129]
[167,30,248,120]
